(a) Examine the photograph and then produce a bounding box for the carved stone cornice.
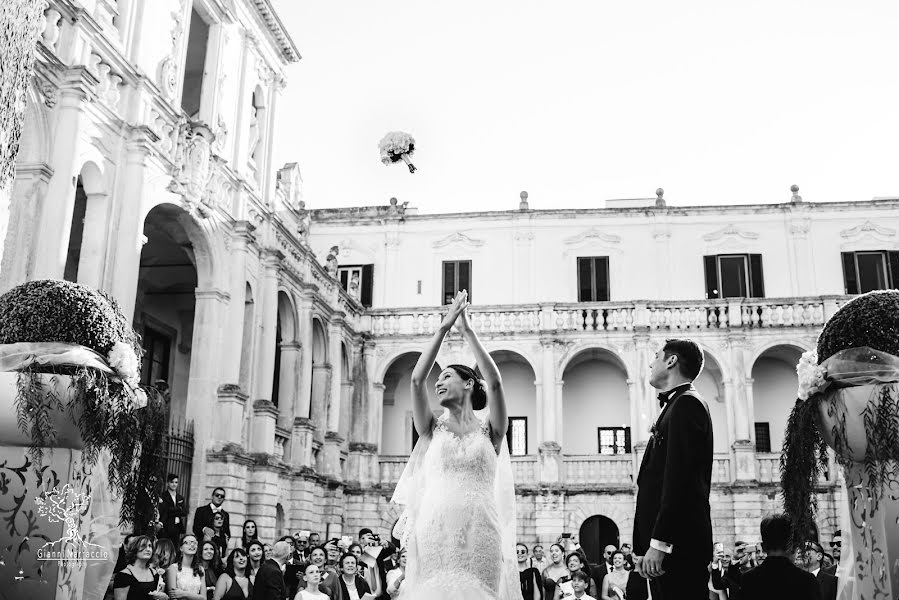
[702,224,759,242]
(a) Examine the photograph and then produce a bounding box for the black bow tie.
[658,392,670,408]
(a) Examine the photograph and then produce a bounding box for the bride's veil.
[391,410,521,600]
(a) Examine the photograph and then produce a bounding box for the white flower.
[796,349,828,400]
[108,341,139,384]
[378,131,416,164]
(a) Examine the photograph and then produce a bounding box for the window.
[598,427,631,455]
[338,264,374,307]
[181,8,209,118]
[703,254,765,299]
[507,417,527,456]
[754,422,771,453]
[577,257,610,302]
[140,325,172,386]
[842,251,899,294]
[442,260,471,304]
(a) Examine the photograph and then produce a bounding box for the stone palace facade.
[5,0,899,563]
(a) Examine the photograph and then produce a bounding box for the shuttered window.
[703,254,765,298]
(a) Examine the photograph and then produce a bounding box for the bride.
[392,290,520,600]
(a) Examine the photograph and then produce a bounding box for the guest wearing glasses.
[193,488,232,546]
[823,531,841,576]
[517,543,543,600]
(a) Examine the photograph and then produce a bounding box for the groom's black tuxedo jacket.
[633,383,713,558]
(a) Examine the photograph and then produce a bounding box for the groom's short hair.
[663,338,704,380]
[759,513,792,552]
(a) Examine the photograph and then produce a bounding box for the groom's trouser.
[648,549,709,600]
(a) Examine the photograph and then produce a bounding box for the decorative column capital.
[262,248,284,269]
[230,220,257,246]
[58,66,100,102]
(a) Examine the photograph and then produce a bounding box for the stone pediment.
[563,228,621,245]
[702,224,759,242]
[432,231,485,249]
[840,220,896,239]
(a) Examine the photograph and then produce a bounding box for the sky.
[270,1,899,214]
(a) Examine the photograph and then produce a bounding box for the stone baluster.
[42,8,62,50]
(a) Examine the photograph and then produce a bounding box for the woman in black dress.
[200,541,225,599]
[517,543,544,600]
[213,548,252,600]
[113,535,169,600]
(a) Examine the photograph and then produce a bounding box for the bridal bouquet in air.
[378,131,417,173]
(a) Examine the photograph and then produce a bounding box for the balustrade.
[368,296,848,337]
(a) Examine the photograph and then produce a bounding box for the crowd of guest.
[111,474,842,600]
[108,474,404,600]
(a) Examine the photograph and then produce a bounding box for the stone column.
[186,288,230,504]
[538,340,562,484]
[108,126,158,320]
[249,250,282,454]
[727,336,757,482]
[0,164,53,292]
[222,222,255,387]
[33,68,98,280]
[310,364,332,442]
[74,191,109,289]
[213,385,248,447]
[295,293,314,419]
[322,320,345,479]
[277,341,301,456]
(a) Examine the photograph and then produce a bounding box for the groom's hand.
[641,547,666,578]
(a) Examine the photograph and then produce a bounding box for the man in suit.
[803,541,837,600]
[741,514,821,600]
[192,486,231,544]
[252,540,290,600]
[156,473,187,542]
[633,338,713,599]
[823,530,841,576]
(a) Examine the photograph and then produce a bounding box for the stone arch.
[487,349,538,455]
[17,83,51,164]
[136,202,216,423]
[561,347,630,454]
[749,339,811,368]
[578,515,621,564]
[376,344,429,384]
[558,342,630,378]
[566,501,633,542]
[751,344,805,454]
[139,200,218,290]
[272,290,298,410]
[275,503,285,537]
[311,316,328,362]
[380,351,442,455]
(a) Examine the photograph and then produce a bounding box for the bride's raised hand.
[440,290,469,330]
[456,297,472,335]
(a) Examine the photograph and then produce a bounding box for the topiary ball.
[0,279,141,359]
[816,290,899,362]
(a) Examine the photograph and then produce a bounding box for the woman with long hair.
[213,548,252,600]
[240,521,259,549]
[542,543,569,600]
[552,552,592,600]
[199,541,224,599]
[113,536,168,600]
[246,540,265,585]
[392,290,517,599]
[150,538,176,597]
[166,533,206,600]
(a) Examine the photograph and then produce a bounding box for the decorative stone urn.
[784,291,899,600]
[0,372,122,600]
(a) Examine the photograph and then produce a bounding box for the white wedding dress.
[392,412,520,600]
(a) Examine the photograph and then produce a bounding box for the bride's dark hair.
[446,364,487,410]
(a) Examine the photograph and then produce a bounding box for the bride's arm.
[456,304,507,441]
[410,291,468,436]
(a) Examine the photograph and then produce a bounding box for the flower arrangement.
[378,131,417,173]
[0,279,168,529]
[781,290,899,546]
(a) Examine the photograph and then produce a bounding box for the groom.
[633,338,713,599]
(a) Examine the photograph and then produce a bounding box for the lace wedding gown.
[393,413,520,600]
